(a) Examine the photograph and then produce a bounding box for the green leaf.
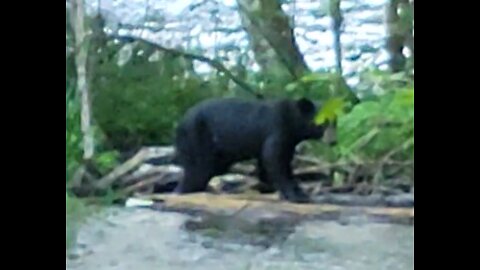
[393,89,414,106]
[390,72,407,81]
[94,151,120,175]
[315,97,347,124]
[285,82,298,92]
[300,73,330,83]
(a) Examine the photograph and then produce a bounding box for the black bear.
[173,97,334,203]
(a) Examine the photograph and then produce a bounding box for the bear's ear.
[296,98,316,115]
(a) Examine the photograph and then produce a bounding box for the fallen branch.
[70,165,86,188]
[374,138,414,184]
[84,141,413,197]
[123,173,167,194]
[138,193,414,224]
[68,165,96,189]
[294,166,330,182]
[294,165,330,175]
[120,165,182,186]
[294,157,412,170]
[95,148,157,190]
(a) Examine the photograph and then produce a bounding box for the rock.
[209,174,257,194]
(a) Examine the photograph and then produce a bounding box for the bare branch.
[117,23,165,33]
[110,34,263,99]
[123,173,167,194]
[95,147,173,190]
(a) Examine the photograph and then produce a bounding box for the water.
[67,207,413,270]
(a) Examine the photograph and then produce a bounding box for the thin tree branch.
[110,34,263,99]
[140,0,150,38]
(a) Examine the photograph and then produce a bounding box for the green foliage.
[83,40,414,185]
[261,70,408,168]
[67,85,120,181]
[285,72,359,133]
[285,72,357,104]
[314,97,347,125]
[91,44,218,150]
[336,88,414,160]
[93,150,120,175]
[356,69,413,99]
[250,65,297,98]
[286,72,330,99]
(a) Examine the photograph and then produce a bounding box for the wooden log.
[94,147,175,190]
[136,193,413,225]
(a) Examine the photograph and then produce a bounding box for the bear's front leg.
[261,137,311,203]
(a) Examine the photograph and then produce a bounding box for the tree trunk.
[385,0,406,72]
[70,0,94,161]
[236,0,309,84]
[401,0,414,71]
[330,0,343,75]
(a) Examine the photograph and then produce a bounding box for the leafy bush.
[91,44,218,151]
[93,150,120,175]
[285,72,357,103]
[355,69,413,99]
[336,88,414,161]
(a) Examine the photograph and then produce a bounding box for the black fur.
[174,97,328,203]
